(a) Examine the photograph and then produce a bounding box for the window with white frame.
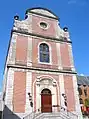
[39,43,49,63]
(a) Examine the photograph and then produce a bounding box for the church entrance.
[41,89,52,112]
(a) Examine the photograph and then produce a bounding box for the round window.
[40,22,48,29]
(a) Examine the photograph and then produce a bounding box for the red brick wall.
[13,71,26,112]
[64,75,75,111]
[60,43,71,69]
[16,35,28,65]
[32,15,57,37]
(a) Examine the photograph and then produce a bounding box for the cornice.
[7,64,77,75]
[12,29,72,44]
[29,11,59,20]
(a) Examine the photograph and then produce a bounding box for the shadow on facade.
[0,111,2,119]
[3,105,21,119]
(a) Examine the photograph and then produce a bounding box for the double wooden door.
[41,89,52,112]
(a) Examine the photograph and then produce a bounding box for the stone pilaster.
[56,43,62,70]
[25,72,32,113]
[68,44,75,71]
[73,75,83,119]
[27,37,32,67]
[59,75,65,108]
[5,68,14,111]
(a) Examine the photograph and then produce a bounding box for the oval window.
[40,22,48,29]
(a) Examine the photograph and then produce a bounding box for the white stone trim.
[29,9,58,19]
[5,68,14,111]
[9,67,76,76]
[56,24,66,39]
[36,75,57,83]
[32,78,35,112]
[8,33,17,64]
[29,13,58,21]
[59,74,66,109]
[72,75,83,119]
[14,31,69,44]
[27,14,32,33]
[38,21,50,30]
[36,83,41,111]
[34,75,58,112]
[68,44,75,71]
[37,84,57,112]
[25,72,32,113]
[11,33,17,43]
[56,42,62,70]
[27,37,32,66]
[13,14,32,33]
[51,86,57,111]
[38,41,52,65]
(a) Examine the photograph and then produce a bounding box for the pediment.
[26,7,58,19]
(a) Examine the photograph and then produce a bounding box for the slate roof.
[77,75,89,86]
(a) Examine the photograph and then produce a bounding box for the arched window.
[78,87,82,95]
[84,88,87,96]
[39,43,49,63]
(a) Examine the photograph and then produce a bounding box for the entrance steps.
[23,111,78,119]
[23,106,78,119]
[34,112,70,119]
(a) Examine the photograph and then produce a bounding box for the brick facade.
[13,71,26,112]
[2,7,82,119]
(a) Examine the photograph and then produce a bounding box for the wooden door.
[41,89,52,112]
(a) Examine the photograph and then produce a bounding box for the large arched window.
[39,43,49,63]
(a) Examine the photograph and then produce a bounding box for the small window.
[40,22,48,29]
[78,87,82,95]
[39,43,49,63]
[84,89,87,96]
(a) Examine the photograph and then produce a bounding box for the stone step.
[34,112,70,119]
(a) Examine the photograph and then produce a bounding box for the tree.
[85,98,89,107]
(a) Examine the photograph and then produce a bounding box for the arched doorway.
[41,88,52,112]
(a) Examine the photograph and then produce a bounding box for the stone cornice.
[29,11,59,20]
[7,64,77,75]
[12,29,72,44]
[26,7,59,20]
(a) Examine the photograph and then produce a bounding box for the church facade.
[2,7,82,119]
